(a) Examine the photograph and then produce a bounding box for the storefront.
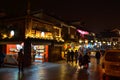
[4,43,49,64]
[31,45,48,63]
[4,43,23,65]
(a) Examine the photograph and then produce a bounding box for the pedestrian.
[95,50,101,64]
[74,50,78,64]
[18,49,24,73]
[32,50,36,62]
[66,50,70,63]
[70,50,74,63]
[0,49,6,67]
[82,52,90,69]
[78,53,83,67]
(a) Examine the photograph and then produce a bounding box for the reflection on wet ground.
[0,57,120,80]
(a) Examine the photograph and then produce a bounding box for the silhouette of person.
[70,50,74,63]
[78,53,83,67]
[74,50,78,64]
[95,50,101,64]
[0,49,6,67]
[82,52,90,69]
[18,49,24,73]
[67,50,70,63]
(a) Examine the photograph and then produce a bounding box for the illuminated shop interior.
[32,45,48,62]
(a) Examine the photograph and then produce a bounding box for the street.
[0,57,120,80]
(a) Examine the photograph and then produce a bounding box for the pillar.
[24,39,31,67]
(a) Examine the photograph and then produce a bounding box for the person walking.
[95,50,101,64]
[82,52,90,69]
[74,50,78,64]
[70,50,74,63]
[32,50,36,62]
[78,53,83,67]
[18,49,24,73]
[0,49,6,67]
[66,50,70,63]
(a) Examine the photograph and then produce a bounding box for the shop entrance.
[32,45,48,63]
[5,44,23,65]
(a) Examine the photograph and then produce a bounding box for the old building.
[0,12,65,66]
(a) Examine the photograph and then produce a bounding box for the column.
[24,38,31,67]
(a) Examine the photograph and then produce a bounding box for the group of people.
[66,50,90,68]
[66,49,102,69]
[67,50,76,63]
[78,51,90,69]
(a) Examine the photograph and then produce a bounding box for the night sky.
[0,0,120,33]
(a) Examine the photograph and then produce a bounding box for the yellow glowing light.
[85,40,88,43]
[2,34,7,39]
[79,40,82,43]
[103,41,106,44]
[91,40,93,43]
[95,40,98,43]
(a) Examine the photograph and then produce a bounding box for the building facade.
[0,11,91,66]
[0,13,65,66]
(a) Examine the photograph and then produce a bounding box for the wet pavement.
[0,57,120,80]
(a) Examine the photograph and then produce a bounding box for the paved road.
[0,57,119,80]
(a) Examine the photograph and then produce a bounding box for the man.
[74,50,78,64]
[18,49,24,72]
[82,52,90,69]
[0,49,6,67]
[70,50,74,63]
[95,50,101,64]
[67,50,70,63]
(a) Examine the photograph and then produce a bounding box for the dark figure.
[67,50,70,63]
[0,50,6,67]
[32,51,36,62]
[95,50,101,64]
[74,50,78,64]
[70,50,74,63]
[82,53,90,69]
[18,49,24,72]
[78,53,83,67]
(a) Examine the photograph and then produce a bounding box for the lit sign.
[38,45,44,49]
[77,29,89,35]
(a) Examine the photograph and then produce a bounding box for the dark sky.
[0,0,120,33]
